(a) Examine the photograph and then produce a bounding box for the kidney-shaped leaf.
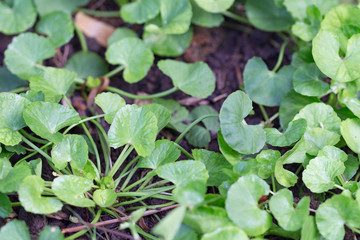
[265,119,307,147]
[145,0,192,34]
[108,105,158,157]
[293,63,329,97]
[316,195,360,240]
[194,0,234,13]
[95,92,126,124]
[157,160,209,186]
[173,180,206,206]
[202,226,248,240]
[93,189,117,208]
[4,33,56,79]
[106,38,154,83]
[65,51,109,79]
[18,175,63,214]
[142,103,171,131]
[29,67,76,103]
[120,0,160,24]
[0,0,36,35]
[341,118,360,155]
[51,134,88,171]
[0,220,30,240]
[269,189,309,231]
[244,57,295,106]
[158,59,215,98]
[303,155,345,193]
[245,0,293,32]
[138,139,180,169]
[52,175,94,207]
[256,150,280,179]
[225,175,272,236]
[220,91,266,155]
[313,31,360,83]
[36,11,74,47]
[24,102,80,143]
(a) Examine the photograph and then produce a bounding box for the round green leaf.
[36,11,74,47]
[279,90,320,129]
[303,155,345,193]
[142,103,171,131]
[341,118,360,154]
[157,160,209,186]
[283,0,337,20]
[316,195,360,240]
[158,59,215,98]
[225,175,272,236]
[0,159,31,193]
[191,0,224,27]
[51,135,88,171]
[19,175,63,214]
[93,189,117,208]
[202,226,248,240]
[153,206,186,240]
[303,127,340,156]
[34,0,90,16]
[108,105,158,157]
[256,150,280,179]
[0,67,27,92]
[0,0,36,35]
[29,67,76,103]
[105,38,154,83]
[291,6,322,42]
[193,149,232,186]
[143,29,192,57]
[219,91,266,155]
[194,0,234,13]
[0,220,30,240]
[108,27,138,46]
[52,175,94,207]
[38,226,64,240]
[245,0,293,32]
[4,33,56,79]
[294,102,341,134]
[138,139,180,169]
[23,102,80,143]
[244,57,295,106]
[185,125,211,147]
[183,206,233,234]
[65,51,109,79]
[0,193,12,218]
[95,92,125,124]
[0,128,22,146]
[0,92,30,130]
[269,189,309,231]
[293,63,329,97]
[145,0,192,34]
[120,0,160,24]
[313,31,360,82]
[265,119,307,147]
[173,180,206,206]
[190,105,219,132]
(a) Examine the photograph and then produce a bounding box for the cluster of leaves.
[2,0,360,240]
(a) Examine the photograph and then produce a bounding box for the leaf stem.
[175,114,219,143]
[64,210,102,240]
[76,8,120,18]
[15,142,52,166]
[174,142,194,159]
[21,136,61,174]
[222,11,251,25]
[63,114,106,134]
[10,87,29,93]
[114,156,140,186]
[108,144,133,178]
[334,184,345,191]
[106,86,178,99]
[272,41,288,73]
[120,166,139,191]
[104,65,125,78]
[19,129,48,145]
[258,104,269,122]
[271,174,276,193]
[75,26,88,52]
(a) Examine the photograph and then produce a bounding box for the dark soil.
[0,1,302,239]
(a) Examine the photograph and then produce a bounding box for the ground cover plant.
[2,0,360,239]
